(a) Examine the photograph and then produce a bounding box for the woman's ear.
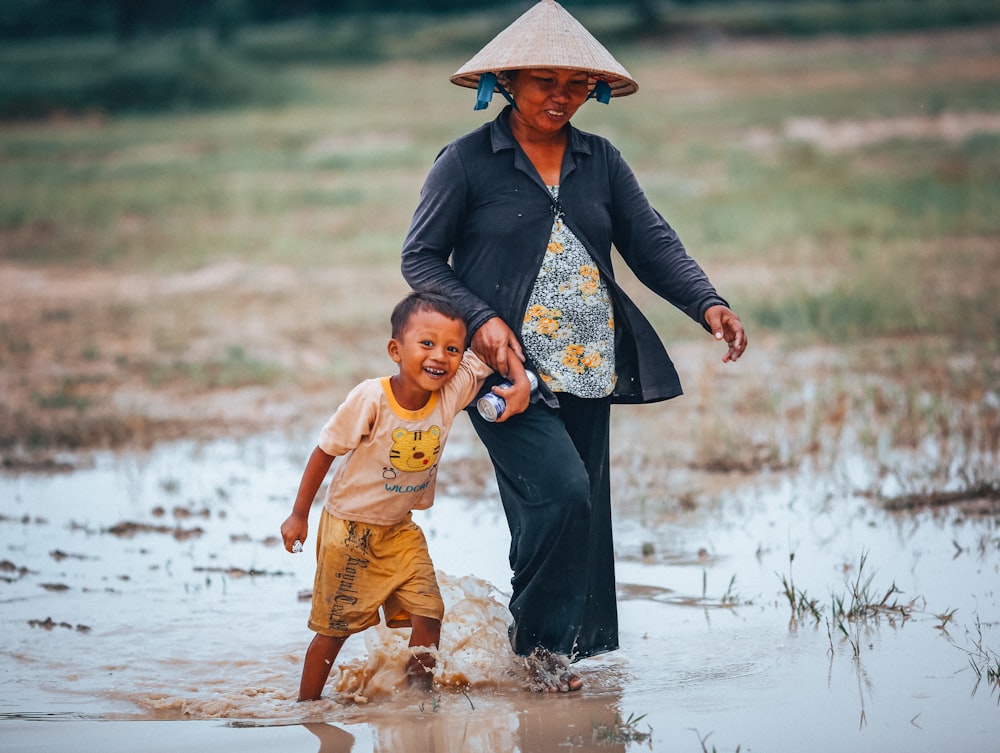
[498,70,516,95]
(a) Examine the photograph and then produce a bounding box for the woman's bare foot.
[525,647,583,693]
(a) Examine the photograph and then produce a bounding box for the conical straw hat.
[450,0,638,98]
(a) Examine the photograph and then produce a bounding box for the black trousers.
[469,393,619,661]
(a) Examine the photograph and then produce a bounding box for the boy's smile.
[388,309,467,410]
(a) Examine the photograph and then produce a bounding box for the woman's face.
[506,68,591,137]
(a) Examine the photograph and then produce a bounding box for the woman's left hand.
[705,305,747,363]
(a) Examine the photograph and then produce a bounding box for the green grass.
[664,0,1000,37]
[4,1,1000,118]
[146,345,283,390]
[3,27,998,339]
[31,378,94,412]
[0,33,298,118]
[6,30,1000,292]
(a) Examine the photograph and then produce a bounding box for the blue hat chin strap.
[587,80,612,105]
[474,72,517,111]
[474,73,612,110]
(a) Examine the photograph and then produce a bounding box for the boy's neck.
[388,374,432,411]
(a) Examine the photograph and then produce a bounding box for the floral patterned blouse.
[521,186,616,398]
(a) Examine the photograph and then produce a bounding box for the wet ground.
[2,425,999,752]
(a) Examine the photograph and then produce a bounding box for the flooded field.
[1,21,999,750]
[2,422,998,752]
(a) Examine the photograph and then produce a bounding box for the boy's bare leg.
[298,633,347,701]
[405,615,441,688]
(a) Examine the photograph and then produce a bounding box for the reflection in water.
[293,702,639,753]
[304,722,356,753]
[326,696,634,753]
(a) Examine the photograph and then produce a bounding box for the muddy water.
[1,430,998,752]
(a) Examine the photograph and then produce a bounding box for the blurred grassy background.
[3,8,997,336]
[1,2,998,471]
[3,0,1000,118]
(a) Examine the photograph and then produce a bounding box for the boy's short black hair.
[391,291,468,339]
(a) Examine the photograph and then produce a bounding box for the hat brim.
[449,0,638,98]
[450,67,637,98]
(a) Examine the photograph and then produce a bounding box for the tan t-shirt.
[318,350,491,526]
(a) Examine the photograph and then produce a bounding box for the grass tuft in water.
[593,712,652,746]
[778,550,822,625]
[956,615,1000,700]
[693,728,742,753]
[831,551,919,628]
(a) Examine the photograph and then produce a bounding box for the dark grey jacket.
[401,106,728,405]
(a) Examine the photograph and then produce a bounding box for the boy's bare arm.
[280,446,335,552]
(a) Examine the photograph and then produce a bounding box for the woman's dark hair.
[391,291,467,339]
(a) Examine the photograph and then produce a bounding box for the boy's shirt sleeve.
[317,380,380,457]
[444,350,493,415]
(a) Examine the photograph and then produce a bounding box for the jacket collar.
[488,105,593,158]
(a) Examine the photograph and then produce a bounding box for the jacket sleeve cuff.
[695,296,730,332]
[466,308,502,340]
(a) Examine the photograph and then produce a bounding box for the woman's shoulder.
[568,122,622,160]
[428,119,510,184]
[440,119,494,155]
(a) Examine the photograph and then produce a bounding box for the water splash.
[335,572,523,702]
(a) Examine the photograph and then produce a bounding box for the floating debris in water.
[28,617,91,632]
[104,520,204,540]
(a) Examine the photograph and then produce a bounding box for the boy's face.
[388,309,467,395]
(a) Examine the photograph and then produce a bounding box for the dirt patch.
[0,258,406,463]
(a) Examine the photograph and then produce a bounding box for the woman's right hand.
[471,317,525,376]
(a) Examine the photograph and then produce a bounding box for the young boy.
[280,291,498,701]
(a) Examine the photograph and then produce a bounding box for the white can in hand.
[477,370,539,422]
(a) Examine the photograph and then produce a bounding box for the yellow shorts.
[308,510,443,638]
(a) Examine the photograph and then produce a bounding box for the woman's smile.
[507,68,590,137]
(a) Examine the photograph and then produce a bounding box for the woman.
[401,0,747,692]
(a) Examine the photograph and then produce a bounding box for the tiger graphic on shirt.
[387,426,441,473]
